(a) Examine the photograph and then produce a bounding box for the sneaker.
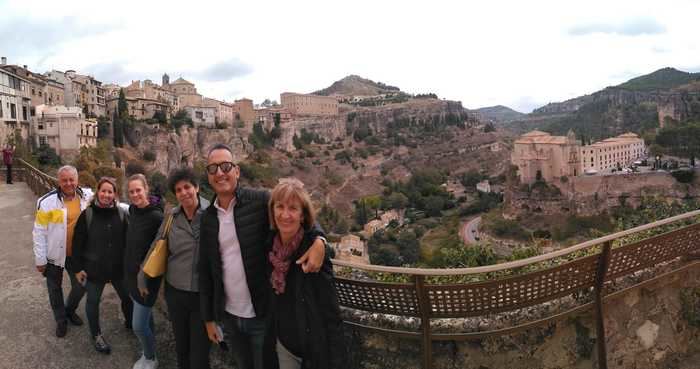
[55,321,67,338]
[66,310,83,326]
[141,358,158,369]
[93,334,111,354]
[132,354,146,369]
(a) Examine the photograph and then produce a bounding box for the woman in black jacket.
[266,178,345,369]
[123,173,164,369]
[71,177,131,354]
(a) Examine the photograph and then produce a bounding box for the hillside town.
[0,56,342,160]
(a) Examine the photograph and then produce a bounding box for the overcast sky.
[2,0,699,113]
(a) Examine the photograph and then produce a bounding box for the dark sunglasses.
[206,161,236,175]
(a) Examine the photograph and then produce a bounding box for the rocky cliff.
[346,98,475,134]
[505,172,700,217]
[124,98,475,175]
[125,125,251,174]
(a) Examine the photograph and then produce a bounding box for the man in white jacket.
[33,165,93,337]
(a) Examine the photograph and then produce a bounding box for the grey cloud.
[0,16,123,56]
[83,62,140,85]
[192,59,253,82]
[569,17,666,36]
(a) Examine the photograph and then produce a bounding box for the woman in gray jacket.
[139,168,211,369]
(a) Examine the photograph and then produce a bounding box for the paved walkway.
[0,182,229,369]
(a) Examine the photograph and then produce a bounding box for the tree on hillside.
[171,109,193,130]
[112,111,123,147]
[655,122,700,163]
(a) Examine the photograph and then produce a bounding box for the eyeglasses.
[206,161,236,175]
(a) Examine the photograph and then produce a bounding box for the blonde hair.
[268,178,315,231]
[127,173,149,193]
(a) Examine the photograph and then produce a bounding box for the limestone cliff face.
[127,125,251,174]
[534,87,700,128]
[505,172,700,217]
[275,116,346,152]
[347,99,474,134]
[274,98,474,152]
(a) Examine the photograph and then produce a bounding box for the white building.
[476,180,491,193]
[580,133,646,172]
[34,105,97,158]
[0,63,32,145]
[183,105,216,128]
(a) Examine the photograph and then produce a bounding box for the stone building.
[183,105,216,128]
[44,70,106,117]
[580,133,646,173]
[73,74,106,117]
[166,77,203,109]
[125,80,178,112]
[511,130,581,184]
[0,63,65,109]
[34,105,97,158]
[280,92,338,116]
[255,106,292,130]
[0,62,32,145]
[332,234,369,265]
[106,95,169,121]
[203,98,234,125]
[512,130,646,184]
[233,98,255,127]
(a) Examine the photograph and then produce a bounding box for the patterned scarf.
[269,229,304,295]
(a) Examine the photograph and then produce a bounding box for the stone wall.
[506,171,700,217]
[345,263,700,369]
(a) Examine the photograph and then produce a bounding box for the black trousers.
[45,259,86,323]
[85,277,132,337]
[164,283,211,369]
[5,164,11,184]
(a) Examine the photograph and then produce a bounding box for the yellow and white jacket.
[32,187,93,268]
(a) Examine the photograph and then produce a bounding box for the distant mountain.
[516,67,700,139]
[314,75,401,96]
[533,67,700,115]
[617,67,700,92]
[473,105,525,124]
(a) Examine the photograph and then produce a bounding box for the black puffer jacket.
[267,231,346,369]
[199,186,272,323]
[124,196,164,306]
[70,202,128,283]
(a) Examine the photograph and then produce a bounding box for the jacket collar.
[56,186,86,202]
[173,196,210,215]
[209,184,242,214]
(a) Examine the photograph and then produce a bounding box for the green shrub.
[142,150,156,162]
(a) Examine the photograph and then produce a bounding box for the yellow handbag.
[142,214,174,278]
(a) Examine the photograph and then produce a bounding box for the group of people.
[32,143,345,369]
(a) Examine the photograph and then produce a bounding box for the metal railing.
[17,159,57,196]
[15,159,700,369]
[331,210,700,369]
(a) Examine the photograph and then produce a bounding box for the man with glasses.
[33,165,92,337]
[198,143,326,369]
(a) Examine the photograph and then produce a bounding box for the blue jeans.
[223,313,266,369]
[132,299,156,360]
